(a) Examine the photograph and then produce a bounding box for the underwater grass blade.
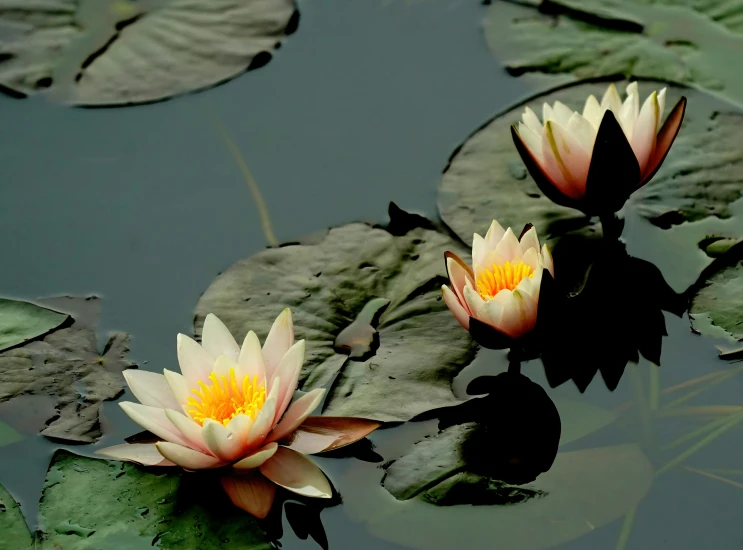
[615,505,638,550]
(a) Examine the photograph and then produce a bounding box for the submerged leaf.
[0,298,68,352]
[37,451,271,549]
[0,0,297,106]
[0,483,32,550]
[194,221,478,422]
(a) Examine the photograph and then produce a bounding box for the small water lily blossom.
[442,220,554,346]
[512,81,686,215]
[98,309,380,518]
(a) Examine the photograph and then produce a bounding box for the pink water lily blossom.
[442,221,554,341]
[512,82,686,215]
[98,309,380,518]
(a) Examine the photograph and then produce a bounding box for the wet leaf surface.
[438,78,743,246]
[195,219,478,422]
[484,0,743,105]
[0,0,297,106]
[0,297,134,443]
[37,450,271,549]
[0,483,32,550]
[0,298,69,352]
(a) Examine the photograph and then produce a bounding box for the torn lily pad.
[484,0,743,105]
[438,78,743,245]
[195,220,478,422]
[0,483,32,550]
[0,298,69,352]
[0,297,135,443]
[38,451,271,549]
[0,0,297,106]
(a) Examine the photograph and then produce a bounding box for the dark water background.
[1,0,742,548]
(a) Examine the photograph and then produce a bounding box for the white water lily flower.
[98,309,380,518]
[442,220,554,341]
[512,82,686,214]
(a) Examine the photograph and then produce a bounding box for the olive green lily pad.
[342,432,653,550]
[0,483,32,550]
[37,450,271,549]
[0,298,69,352]
[484,0,743,105]
[0,0,297,106]
[195,221,478,422]
[438,78,743,245]
[0,297,135,443]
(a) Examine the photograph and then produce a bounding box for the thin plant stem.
[615,505,638,550]
[649,366,660,411]
[684,467,743,491]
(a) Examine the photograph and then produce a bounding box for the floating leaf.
[37,451,271,549]
[556,399,617,447]
[195,221,478,422]
[0,298,68,352]
[484,0,743,105]
[438,78,743,245]
[343,433,653,550]
[0,483,32,550]
[0,297,135,443]
[0,0,297,106]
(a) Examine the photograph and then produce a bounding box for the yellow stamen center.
[187,368,266,426]
[476,261,534,300]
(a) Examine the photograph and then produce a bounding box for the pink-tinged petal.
[657,88,667,126]
[226,414,254,448]
[262,308,294,379]
[551,101,574,127]
[631,91,659,173]
[518,122,543,159]
[463,285,490,325]
[176,334,214,389]
[475,249,507,281]
[270,341,305,421]
[641,97,686,185]
[155,441,225,470]
[202,418,249,462]
[445,252,474,315]
[566,112,597,153]
[220,472,276,519]
[540,123,582,200]
[545,121,591,198]
[163,369,190,410]
[541,244,554,277]
[494,227,522,263]
[282,416,382,455]
[238,331,266,383]
[268,388,325,443]
[212,354,236,379]
[232,443,279,470]
[246,382,280,448]
[123,369,180,410]
[201,313,240,362]
[492,289,536,339]
[601,83,622,114]
[522,106,542,134]
[484,220,507,249]
[442,285,470,330]
[582,94,602,129]
[119,402,192,447]
[96,443,175,467]
[164,409,208,453]
[259,447,332,498]
[519,226,540,255]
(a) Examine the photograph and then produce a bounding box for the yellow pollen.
[186,368,266,427]
[476,261,534,300]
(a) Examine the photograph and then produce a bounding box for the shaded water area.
[1,0,743,549]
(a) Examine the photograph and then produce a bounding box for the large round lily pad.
[438,78,743,245]
[0,298,69,352]
[484,0,743,105]
[195,221,478,422]
[0,297,135,443]
[0,483,32,550]
[37,450,271,549]
[0,0,297,106]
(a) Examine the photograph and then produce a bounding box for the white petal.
[518,122,543,159]
[259,447,332,498]
[155,441,225,470]
[464,285,497,326]
[233,442,279,470]
[542,102,555,124]
[631,91,659,173]
[545,121,590,198]
[519,227,540,255]
[268,388,326,443]
[552,101,574,127]
[270,341,305,423]
[618,93,638,140]
[494,228,522,263]
[540,123,582,200]
[202,418,249,462]
[472,233,486,268]
[582,95,603,129]
[484,220,507,249]
[522,106,543,134]
[163,369,190,410]
[164,409,208,453]
[119,402,191,447]
[443,285,470,330]
[238,331,266,383]
[657,88,667,126]
[201,314,240,362]
[96,443,175,467]
[521,247,539,272]
[246,380,280,448]
[176,334,214,389]
[212,354,235,379]
[565,112,597,153]
[601,83,622,114]
[262,309,294,379]
[541,244,555,278]
[123,370,180,410]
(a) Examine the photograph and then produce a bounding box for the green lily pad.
[0,0,297,106]
[342,427,653,550]
[484,0,743,105]
[195,221,478,422]
[37,450,271,549]
[437,78,743,245]
[555,399,617,447]
[0,483,32,550]
[0,297,135,443]
[0,298,69,352]
[689,242,743,341]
